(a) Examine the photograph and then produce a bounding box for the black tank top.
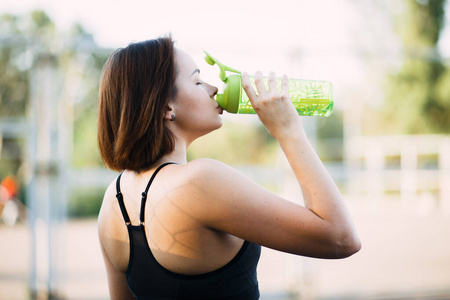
[115,162,261,300]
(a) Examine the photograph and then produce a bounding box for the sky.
[1,0,449,110]
[0,0,358,50]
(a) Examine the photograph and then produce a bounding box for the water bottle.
[204,51,333,117]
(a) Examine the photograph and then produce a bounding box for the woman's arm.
[175,72,360,259]
[100,242,135,300]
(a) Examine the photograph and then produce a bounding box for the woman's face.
[171,49,222,140]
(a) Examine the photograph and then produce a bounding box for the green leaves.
[382,0,449,134]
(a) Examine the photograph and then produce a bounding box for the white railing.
[345,134,450,214]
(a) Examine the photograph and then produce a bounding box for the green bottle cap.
[204,51,242,114]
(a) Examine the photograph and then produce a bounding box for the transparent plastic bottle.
[204,51,334,117]
[235,76,333,116]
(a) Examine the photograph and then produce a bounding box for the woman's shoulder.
[170,158,257,206]
[180,158,240,183]
[98,179,118,227]
[98,175,128,241]
[185,158,227,172]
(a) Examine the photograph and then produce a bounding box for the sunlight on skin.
[106,202,129,244]
[101,172,243,276]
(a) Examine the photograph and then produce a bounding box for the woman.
[97,36,361,300]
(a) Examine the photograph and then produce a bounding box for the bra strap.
[115,173,131,225]
[140,162,176,224]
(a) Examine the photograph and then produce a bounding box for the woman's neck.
[158,139,188,165]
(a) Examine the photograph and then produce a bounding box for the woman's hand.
[242,71,302,140]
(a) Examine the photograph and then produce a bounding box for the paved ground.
[1,196,450,300]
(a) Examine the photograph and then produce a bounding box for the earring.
[170,114,175,122]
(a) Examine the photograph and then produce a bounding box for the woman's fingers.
[267,72,277,97]
[242,71,292,114]
[253,71,267,99]
[281,74,289,99]
[242,72,257,101]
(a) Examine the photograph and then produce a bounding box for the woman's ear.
[164,104,175,121]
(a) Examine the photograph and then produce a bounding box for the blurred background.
[1,0,450,299]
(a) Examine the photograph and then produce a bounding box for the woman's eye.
[196,82,202,85]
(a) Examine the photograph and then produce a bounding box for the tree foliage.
[383,0,450,134]
[0,11,55,179]
[0,10,107,190]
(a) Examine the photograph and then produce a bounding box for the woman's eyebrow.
[190,69,200,76]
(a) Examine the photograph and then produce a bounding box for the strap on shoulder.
[115,173,131,225]
[139,162,176,224]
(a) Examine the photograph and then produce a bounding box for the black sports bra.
[115,162,261,299]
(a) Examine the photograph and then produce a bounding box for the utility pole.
[28,52,67,299]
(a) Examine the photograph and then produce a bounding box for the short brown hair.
[97,36,177,172]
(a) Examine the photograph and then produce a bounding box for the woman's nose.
[210,85,218,98]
